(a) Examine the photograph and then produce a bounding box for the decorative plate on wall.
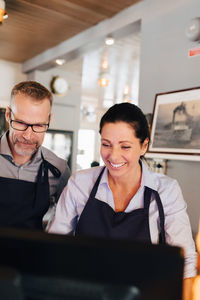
[50,76,69,96]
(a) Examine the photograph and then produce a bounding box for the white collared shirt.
[49,162,197,278]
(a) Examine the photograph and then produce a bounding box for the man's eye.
[102,143,110,147]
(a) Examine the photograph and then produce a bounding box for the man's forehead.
[11,98,51,121]
[11,95,51,110]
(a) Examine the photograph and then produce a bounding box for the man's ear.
[49,113,52,124]
[5,106,10,123]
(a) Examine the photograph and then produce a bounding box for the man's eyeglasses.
[9,108,50,133]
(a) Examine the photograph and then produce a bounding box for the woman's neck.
[108,162,142,188]
[108,163,142,212]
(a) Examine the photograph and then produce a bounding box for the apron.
[0,152,61,230]
[75,167,166,244]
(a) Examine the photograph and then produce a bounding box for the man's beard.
[13,137,39,157]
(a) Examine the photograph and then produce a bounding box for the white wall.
[0,59,26,107]
[139,0,200,234]
[27,68,81,173]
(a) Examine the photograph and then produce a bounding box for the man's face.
[5,93,51,163]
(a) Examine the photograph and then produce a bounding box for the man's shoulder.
[0,132,11,156]
[41,146,69,173]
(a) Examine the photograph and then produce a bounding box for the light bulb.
[105,37,115,46]
[0,0,5,24]
[98,77,109,87]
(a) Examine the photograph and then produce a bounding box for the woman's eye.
[122,146,131,149]
[102,143,110,147]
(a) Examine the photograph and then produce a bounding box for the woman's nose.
[109,147,120,160]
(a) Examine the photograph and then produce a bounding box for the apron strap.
[153,190,166,244]
[41,151,61,178]
[34,159,47,208]
[143,187,152,210]
[34,152,61,208]
[43,160,61,178]
[88,167,106,200]
[144,186,166,244]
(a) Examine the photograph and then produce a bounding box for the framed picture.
[148,87,200,156]
[0,108,8,136]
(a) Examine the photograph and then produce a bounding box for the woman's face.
[100,122,148,179]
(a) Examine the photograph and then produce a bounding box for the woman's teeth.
[110,162,125,168]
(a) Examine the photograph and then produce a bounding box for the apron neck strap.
[144,186,166,244]
[89,167,106,200]
[41,151,61,178]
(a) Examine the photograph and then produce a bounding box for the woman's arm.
[160,178,197,279]
[48,176,79,234]
[183,277,194,300]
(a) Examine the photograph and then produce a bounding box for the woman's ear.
[141,138,149,156]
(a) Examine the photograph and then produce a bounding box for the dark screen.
[0,228,184,300]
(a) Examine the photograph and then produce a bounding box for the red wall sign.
[189,47,200,57]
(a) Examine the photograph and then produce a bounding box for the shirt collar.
[99,166,109,186]
[140,160,157,191]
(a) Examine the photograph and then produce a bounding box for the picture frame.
[0,108,8,136]
[148,87,200,156]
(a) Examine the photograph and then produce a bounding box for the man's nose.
[22,126,33,139]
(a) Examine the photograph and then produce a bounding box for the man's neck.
[12,153,31,166]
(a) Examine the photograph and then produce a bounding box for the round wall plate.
[186,17,200,42]
[50,76,69,96]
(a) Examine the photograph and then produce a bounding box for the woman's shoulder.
[71,166,105,185]
[142,161,179,192]
[66,166,105,197]
[152,170,177,184]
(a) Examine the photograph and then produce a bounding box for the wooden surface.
[0,0,140,62]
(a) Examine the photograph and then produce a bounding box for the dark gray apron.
[75,167,166,244]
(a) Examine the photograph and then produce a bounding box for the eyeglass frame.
[9,108,50,133]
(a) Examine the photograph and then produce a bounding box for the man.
[0,81,70,230]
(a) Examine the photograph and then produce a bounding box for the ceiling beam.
[22,0,143,73]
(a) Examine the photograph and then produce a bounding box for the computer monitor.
[0,228,184,300]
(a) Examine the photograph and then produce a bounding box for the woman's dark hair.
[99,103,150,144]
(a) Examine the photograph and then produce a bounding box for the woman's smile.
[108,161,127,169]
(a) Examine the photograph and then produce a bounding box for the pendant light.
[0,0,7,24]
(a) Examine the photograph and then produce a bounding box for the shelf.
[145,152,200,162]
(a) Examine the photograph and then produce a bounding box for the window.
[77,129,95,170]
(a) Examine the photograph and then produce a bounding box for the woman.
[49,103,196,286]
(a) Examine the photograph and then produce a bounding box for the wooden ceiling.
[0,0,140,63]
